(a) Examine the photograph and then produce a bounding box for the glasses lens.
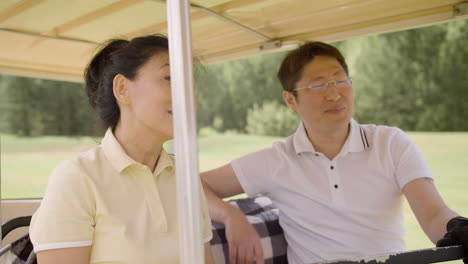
[311,83,328,90]
[336,79,351,87]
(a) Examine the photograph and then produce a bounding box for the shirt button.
[315,153,319,157]
[330,165,334,170]
[334,184,339,189]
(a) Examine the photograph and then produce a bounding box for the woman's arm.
[36,246,91,264]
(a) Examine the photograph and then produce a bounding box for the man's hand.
[201,164,264,263]
[224,206,264,264]
[436,216,468,263]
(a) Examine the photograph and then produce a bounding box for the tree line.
[0,77,98,136]
[0,19,467,137]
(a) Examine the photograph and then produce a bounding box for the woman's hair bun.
[83,34,169,129]
[84,39,129,108]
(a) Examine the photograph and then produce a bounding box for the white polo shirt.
[30,129,212,263]
[231,119,433,264]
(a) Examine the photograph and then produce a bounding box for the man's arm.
[201,163,245,220]
[402,178,458,243]
[205,242,214,264]
[201,163,264,264]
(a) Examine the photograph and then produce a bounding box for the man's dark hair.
[277,42,348,96]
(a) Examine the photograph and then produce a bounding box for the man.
[201,42,468,264]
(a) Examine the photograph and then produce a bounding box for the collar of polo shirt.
[293,119,370,155]
[101,128,174,175]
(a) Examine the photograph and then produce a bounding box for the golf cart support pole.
[166,0,204,263]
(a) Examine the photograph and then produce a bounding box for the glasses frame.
[293,78,353,91]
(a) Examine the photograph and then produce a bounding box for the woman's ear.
[113,74,130,105]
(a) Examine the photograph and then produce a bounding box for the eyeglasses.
[294,78,352,91]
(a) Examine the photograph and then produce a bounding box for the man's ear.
[283,90,298,112]
[113,74,130,105]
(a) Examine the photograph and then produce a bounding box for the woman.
[29,34,214,264]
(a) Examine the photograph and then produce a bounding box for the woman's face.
[126,52,173,141]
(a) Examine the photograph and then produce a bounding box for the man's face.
[283,56,354,133]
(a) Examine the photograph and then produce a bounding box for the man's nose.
[324,82,341,101]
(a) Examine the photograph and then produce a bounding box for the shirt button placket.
[144,169,168,232]
[328,163,340,204]
[330,165,338,188]
[329,163,335,198]
[330,163,344,206]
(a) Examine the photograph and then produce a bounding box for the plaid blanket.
[0,234,36,264]
[210,196,288,264]
[0,196,287,264]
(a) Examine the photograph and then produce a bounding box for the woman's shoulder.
[51,145,104,181]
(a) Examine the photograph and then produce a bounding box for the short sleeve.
[30,159,96,252]
[231,148,274,197]
[392,129,433,189]
[199,179,213,243]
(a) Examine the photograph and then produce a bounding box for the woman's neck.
[113,122,163,172]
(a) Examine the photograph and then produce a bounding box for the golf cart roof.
[0,0,466,82]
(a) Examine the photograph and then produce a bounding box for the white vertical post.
[0,137,2,248]
[166,1,203,264]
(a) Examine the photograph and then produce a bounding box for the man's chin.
[327,115,352,128]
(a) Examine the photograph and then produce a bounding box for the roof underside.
[0,0,465,82]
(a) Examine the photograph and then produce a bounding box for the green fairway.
[1,132,467,261]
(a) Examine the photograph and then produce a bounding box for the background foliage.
[245,101,300,137]
[1,19,467,136]
[0,77,98,136]
[340,19,468,131]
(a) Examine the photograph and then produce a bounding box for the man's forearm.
[201,180,239,223]
[422,207,458,244]
[403,178,459,244]
[204,242,214,264]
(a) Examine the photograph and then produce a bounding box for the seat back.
[2,216,32,239]
[1,200,40,246]
[0,218,36,264]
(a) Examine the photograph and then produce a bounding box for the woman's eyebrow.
[159,63,170,70]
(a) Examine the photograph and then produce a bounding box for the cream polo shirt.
[30,129,212,264]
[232,119,433,264]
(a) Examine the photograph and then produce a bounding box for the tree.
[339,19,468,131]
[0,74,98,136]
[246,101,300,137]
[196,51,286,132]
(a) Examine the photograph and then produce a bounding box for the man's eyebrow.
[307,67,344,82]
[333,69,346,76]
[310,76,326,82]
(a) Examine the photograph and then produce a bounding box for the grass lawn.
[1,132,467,262]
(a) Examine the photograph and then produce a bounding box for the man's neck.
[304,121,350,160]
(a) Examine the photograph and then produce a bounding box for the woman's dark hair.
[84,34,168,129]
[277,41,348,96]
